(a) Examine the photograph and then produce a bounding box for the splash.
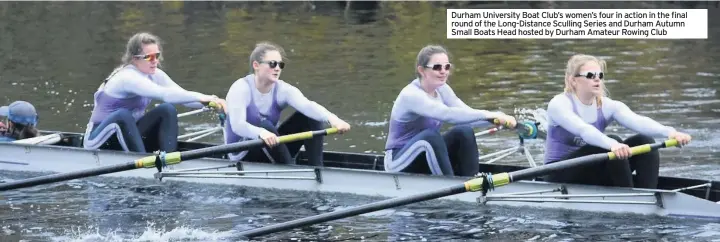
[54,222,235,242]
[514,107,549,132]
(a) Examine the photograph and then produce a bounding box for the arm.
[121,76,207,105]
[282,84,336,123]
[609,100,676,138]
[440,84,474,110]
[440,85,493,126]
[401,87,500,124]
[547,95,619,149]
[226,81,266,139]
[153,70,207,109]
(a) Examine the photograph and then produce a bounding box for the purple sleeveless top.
[224,75,283,144]
[545,93,610,164]
[89,80,151,125]
[384,81,444,150]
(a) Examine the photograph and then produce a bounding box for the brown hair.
[6,122,38,140]
[248,41,286,74]
[415,45,450,79]
[106,32,164,81]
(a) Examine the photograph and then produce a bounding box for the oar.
[475,119,540,139]
[0,128,339,191]
[236,139,679,239]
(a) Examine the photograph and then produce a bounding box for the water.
[1,1,719,241]
[2,172,720,242]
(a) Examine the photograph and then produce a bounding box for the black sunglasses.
[425,63,452,71]
[259,60,285,69]
[575,71,604,79]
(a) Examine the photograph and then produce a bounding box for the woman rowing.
[384,45,517,177]
[83,32,227,153]
[224,42,351,166]
[544,54,692,189]
[0,101,39,142]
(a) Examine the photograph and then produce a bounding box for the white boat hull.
[1,141,719,220]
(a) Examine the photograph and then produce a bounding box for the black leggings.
[242,112,325,166]
[390,125,479,177]
[87,103,179,153]
[545,134,660,189]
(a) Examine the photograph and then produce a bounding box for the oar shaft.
[236,139,679,239]
[0,128,339,192]
[179,129,335,161]
[0,162,136,191]
[510,153,608,182]
[237,184,467,238]
[510,141,671,183]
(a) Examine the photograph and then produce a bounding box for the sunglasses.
[575,71,604,79]
[259,60,285,69]
[426,63,452,71]
[134,52,161,62]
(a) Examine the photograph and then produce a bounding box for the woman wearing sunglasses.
[83,32,227,153]
[383,45,517,177]
[223,42,351,166]
[544,54,692,189]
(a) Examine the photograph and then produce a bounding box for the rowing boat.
[1,131,719,220]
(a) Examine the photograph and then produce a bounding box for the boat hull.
[1,133,719,220]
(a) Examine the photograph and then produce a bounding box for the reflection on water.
[0,1,719,240]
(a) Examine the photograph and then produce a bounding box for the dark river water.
[1,1,720,241]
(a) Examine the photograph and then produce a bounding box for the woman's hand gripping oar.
[0,126,340,191]
[235,138,681,239]
[475,118,541,140]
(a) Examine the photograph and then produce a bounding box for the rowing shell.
[1,131,719,220]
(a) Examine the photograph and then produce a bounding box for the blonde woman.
[544,54,692,189]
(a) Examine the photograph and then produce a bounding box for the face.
[253,50,284,82]
[132,44,161,75]
[417,53,451,88]
[572,61,604,97]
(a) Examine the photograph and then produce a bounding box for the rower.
[544,54,692,189]
[223,42,351,166]
[82,32,227,153]
[383,45,517,177]
[0,101,39,142]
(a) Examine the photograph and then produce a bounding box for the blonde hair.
[564,54,608,107]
